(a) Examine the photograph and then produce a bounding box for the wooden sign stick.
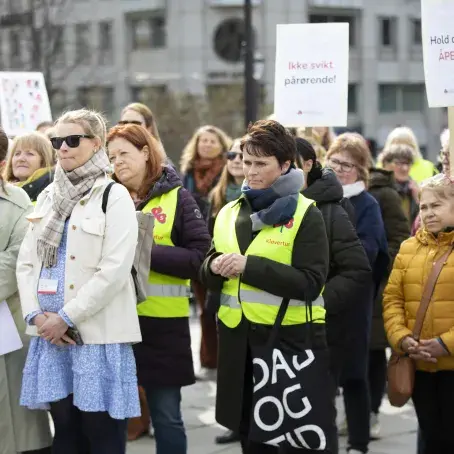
[449,107,454,178]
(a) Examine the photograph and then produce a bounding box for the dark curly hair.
[240,120,296,167]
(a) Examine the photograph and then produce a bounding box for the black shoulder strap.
[102,182,115,214]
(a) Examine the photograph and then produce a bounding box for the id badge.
[38,279,59,294]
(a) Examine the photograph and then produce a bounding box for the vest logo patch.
[273,218,294,232]
[151,206,167,224]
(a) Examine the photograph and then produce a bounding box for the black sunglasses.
[50,135,94,149]
[227,151,243,161]
[117,120,143,126]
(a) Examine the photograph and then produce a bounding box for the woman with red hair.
[107,124,210,454]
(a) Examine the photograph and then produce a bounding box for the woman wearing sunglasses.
[3,131,55,204]
[17,109,141,454]
[325,133,389,454]
[107,123,210,454]
[120,102,161,141]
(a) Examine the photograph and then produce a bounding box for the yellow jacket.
[383,228,454,372]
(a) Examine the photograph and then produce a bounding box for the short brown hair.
[380,144,414,166]
[327,132,372,183]
[3,132,54,183]
[241,120,296,166]
[107,124,166,198]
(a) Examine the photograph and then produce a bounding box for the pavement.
[127,318,418,454]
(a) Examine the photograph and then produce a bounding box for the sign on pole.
[421,0,454,177]
[274,23,349,128]
[0,72,52,137]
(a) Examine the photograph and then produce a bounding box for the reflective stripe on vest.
[136,186,191,318]
[219,292,325,309]
[213,194,326,328]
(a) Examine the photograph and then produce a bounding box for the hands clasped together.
[34,313,76,347]
[401,336,449,363]
[210,253,247,279]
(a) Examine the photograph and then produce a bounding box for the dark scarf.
[241,168,304,231]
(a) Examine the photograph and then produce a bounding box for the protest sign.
[274,23,349,128]
[421,0,454,176]
[421,0,454,108]
[0,72,52,137]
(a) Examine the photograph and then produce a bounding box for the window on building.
[9,29,21,67]
[348,84,358,114]
[130,85,168,106]
[75,23,91,64]
[130,15,166,50]
[402,84,425,111]
[50,89,67,118]
[78,86,114,118]
[411,18,422,45]
[309,14,356,47]
[99,21,113,65]
[52,26,65,66]
[380,17,397,47]
[379,84,398,113]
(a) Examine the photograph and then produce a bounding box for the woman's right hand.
[401,336,418,353]
[210,256,222,275]
[33,313,48,329]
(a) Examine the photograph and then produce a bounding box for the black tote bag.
[248,299,336,451]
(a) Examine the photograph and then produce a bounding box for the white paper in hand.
[0,301,23,356]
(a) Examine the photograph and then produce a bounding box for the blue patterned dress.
[20,222,140,420]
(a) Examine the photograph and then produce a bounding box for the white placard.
[0,301,23,356]
[274,23,349,127]
[0,72,52,137]
[421,0,454,108]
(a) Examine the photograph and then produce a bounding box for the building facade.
[0,0,445,158]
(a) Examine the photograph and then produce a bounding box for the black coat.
[200,199,329,431]
[21,170,54,202]
[303,169,372,379]
[368,169,410,349]
[133,166,211,387]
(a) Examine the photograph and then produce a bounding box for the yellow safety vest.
[213,194,326,328]
[136,187,191,318]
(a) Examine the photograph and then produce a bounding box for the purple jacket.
[133,165,211,387]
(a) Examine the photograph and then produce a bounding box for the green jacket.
[0,182,52,454]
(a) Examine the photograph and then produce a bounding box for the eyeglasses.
[327,157,355,173]
[227,151,243,161]
[117,120,143,126]
[393,160,412,168]
[50,135,94,149]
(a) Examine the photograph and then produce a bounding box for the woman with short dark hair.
[200,120,335,454]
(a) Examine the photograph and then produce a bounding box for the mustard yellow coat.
[383,228,454,372]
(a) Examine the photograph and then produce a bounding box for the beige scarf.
[38,150,111,267]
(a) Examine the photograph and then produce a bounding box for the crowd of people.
[0,100,453,454]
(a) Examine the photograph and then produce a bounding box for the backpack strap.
[102,182,116,214]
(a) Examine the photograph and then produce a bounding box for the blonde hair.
[56,108,107,146]
[209,138,242,217]
[384,126,422,160]
[122,102,161,142]
[326,132,373,184]
[180,125,232,174]
[3,132,54,182]
[420,173,454,201]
